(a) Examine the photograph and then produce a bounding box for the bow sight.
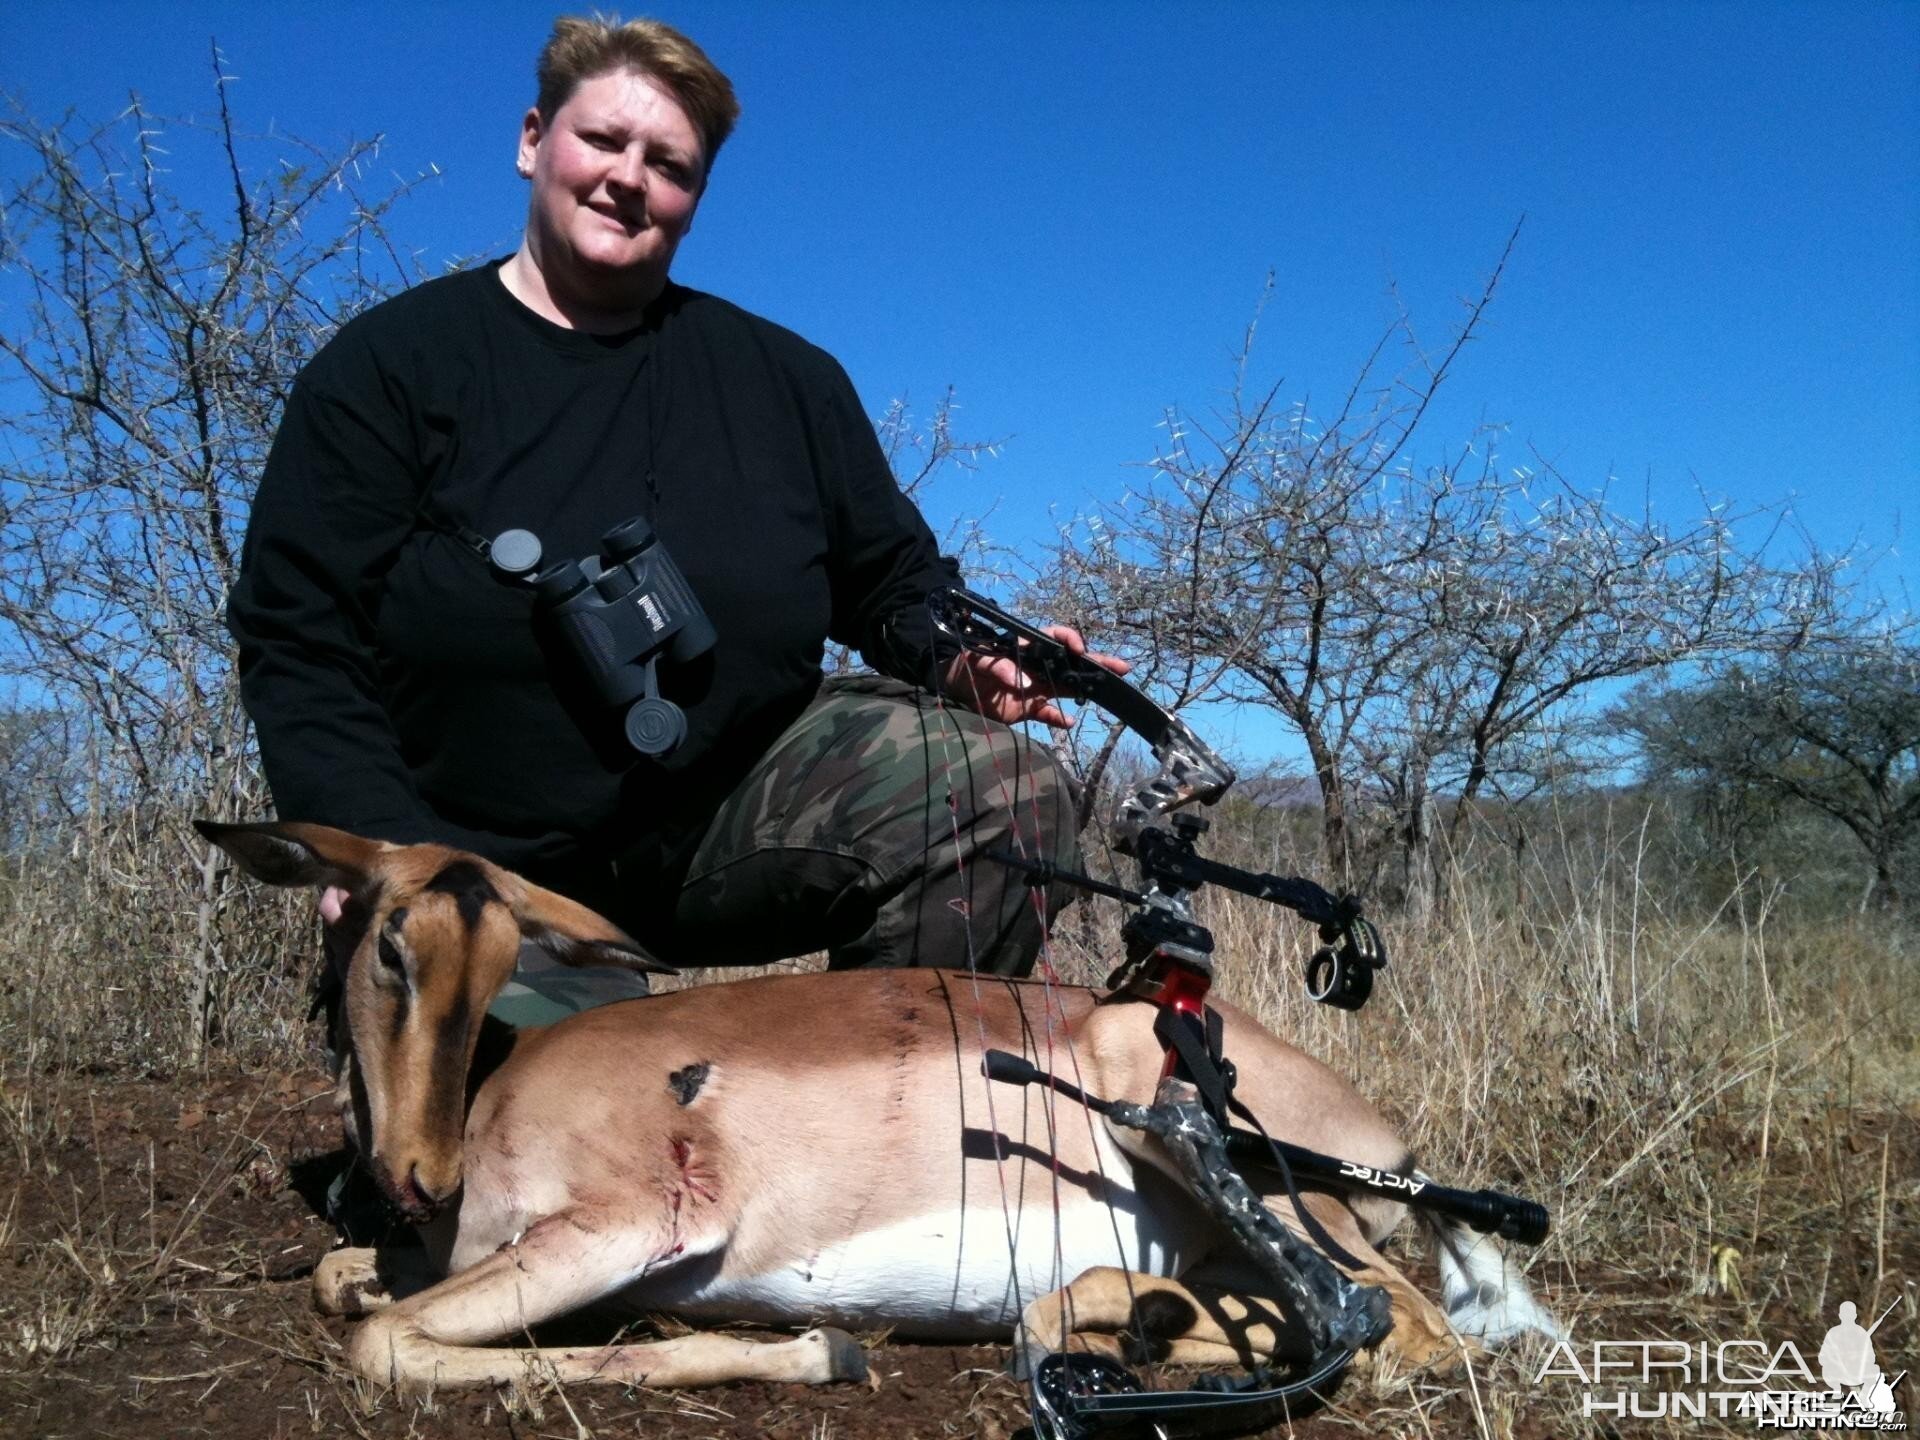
[927,588,1548,1440]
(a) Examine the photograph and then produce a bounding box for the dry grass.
[1,806,313,1075]
[1038,803,1918,1434]
[0,799,1913,1438]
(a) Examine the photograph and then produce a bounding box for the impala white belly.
[638,1173,1216,1339]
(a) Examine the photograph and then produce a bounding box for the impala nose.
[403,1163,459,1219]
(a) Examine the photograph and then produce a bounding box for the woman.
[228,15,1118,1021]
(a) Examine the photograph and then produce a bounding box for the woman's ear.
[517,105,543,178]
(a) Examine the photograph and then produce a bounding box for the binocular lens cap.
[625,697,687,756]
[490,529,544,577]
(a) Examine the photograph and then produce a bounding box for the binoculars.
[489,517,715,757]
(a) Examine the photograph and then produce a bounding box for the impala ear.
[193,819,384,890]
[509,878,678,975]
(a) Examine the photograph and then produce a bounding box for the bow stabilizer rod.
[983,1050,1550,1246]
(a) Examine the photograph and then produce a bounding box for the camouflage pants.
[489,674,1081,1027]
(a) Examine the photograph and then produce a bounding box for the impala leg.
[1103,1110,1468,1375]
[314,1246,438,1317]
[1283,1194,1469,1373]
[1017,1267,1317,1376]
[1019,1239,1466,1384]
[345,1208,867,1393]
[355,1319,868,1394]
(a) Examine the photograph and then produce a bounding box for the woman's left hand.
[943,624,1131,729]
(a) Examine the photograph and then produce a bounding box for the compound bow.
[928,588,1547,1440]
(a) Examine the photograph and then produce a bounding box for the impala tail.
[1417,1179,1566,1345]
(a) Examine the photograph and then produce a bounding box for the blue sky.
[5,1,1917,747]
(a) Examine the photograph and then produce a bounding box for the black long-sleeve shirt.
[227,262,959,910]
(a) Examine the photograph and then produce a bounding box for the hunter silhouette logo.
[1535,1298,1907,1428]
[1820,1302,1904,1419]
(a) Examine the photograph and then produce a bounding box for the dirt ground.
[1,1066,1910,1440]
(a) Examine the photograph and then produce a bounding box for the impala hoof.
[314,1247,388,1317]
[803,1326,869,1385]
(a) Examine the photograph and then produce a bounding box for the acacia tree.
[0,58,427,1057]
[1049,232,1841,901]
[1347,466,1844,911]
[1044,315,1482,882]
[1625,643,1920,909]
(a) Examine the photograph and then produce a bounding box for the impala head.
[196,820,670,1222]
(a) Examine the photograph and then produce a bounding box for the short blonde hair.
[535,15,740,171]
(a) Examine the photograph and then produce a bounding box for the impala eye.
[375,907,409,980]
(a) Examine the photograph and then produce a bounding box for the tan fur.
[207,823,1467,1394]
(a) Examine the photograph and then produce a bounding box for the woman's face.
[518,69,706,306]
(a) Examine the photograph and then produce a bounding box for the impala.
[200,819,1560,1395]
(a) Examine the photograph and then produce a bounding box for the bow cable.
[930,657,1141,1352]
[949,633,1154,1354]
